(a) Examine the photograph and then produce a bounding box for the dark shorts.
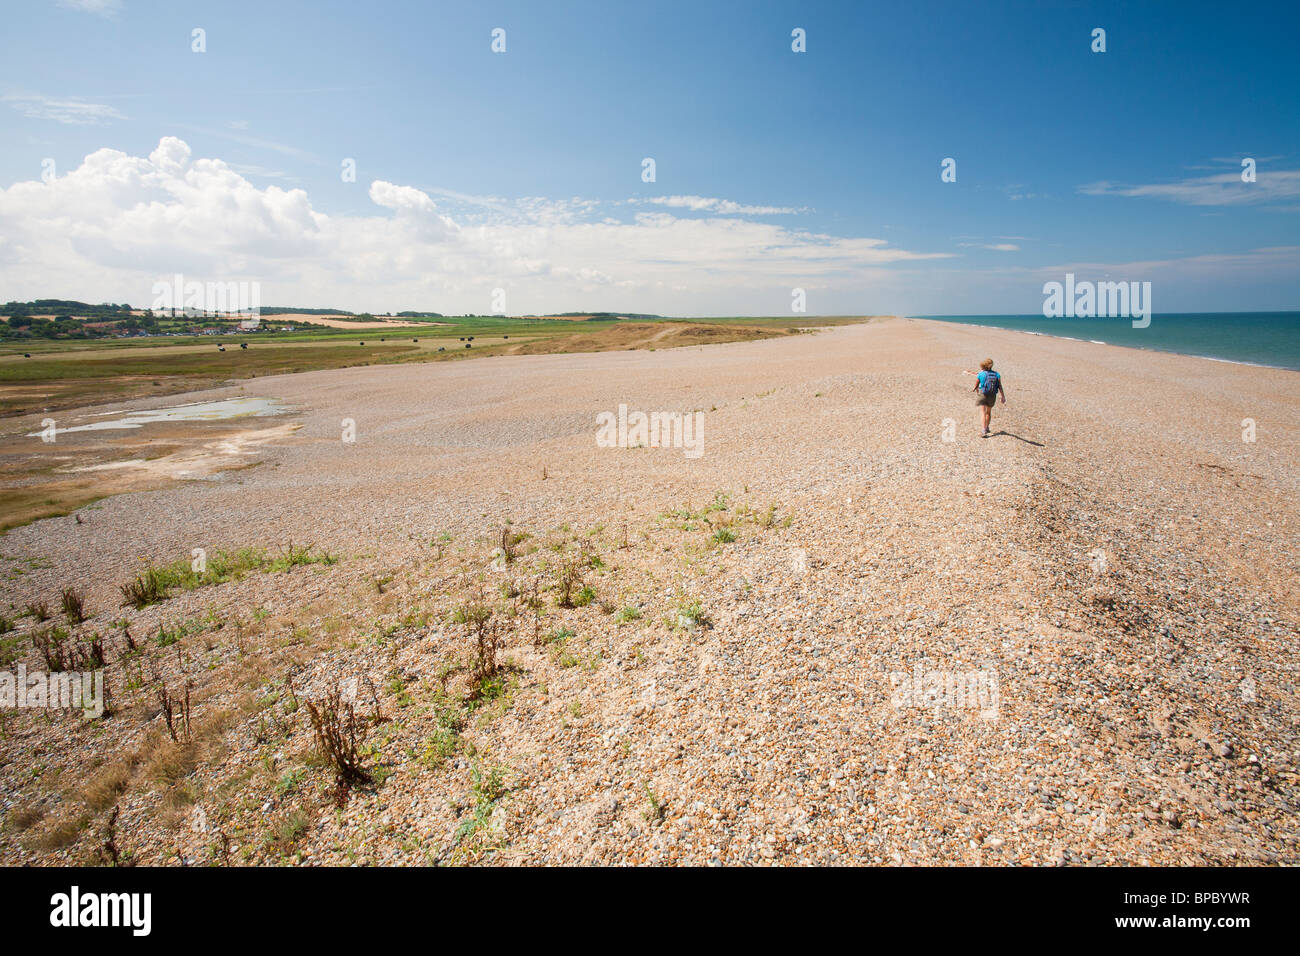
[976,393,996,407]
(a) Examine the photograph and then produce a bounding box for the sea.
[912,312,1300,371]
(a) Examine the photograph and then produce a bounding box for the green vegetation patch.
[121,544,337,609]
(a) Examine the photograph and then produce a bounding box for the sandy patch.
[60,422,301,480]
[276,315,428,329]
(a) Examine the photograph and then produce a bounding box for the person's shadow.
[989,430,1045,447]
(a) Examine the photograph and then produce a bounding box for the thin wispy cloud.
[173,124,326,165]
[4,93,125,125]
[228,162,298,183]
[56,0,121,16]
[1001,246,1300,285]
[902,245,1300,315]
[959,242,1019,252]
[636,195,805,216]
[419,190,604,226]
[1079,169,1300,207]
[1185,155,1286,170]
[1002,185,1042,201]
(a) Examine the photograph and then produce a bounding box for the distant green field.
[0,315,581,356]
[0,315,877,418]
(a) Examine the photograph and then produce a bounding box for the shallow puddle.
[28,397,285,436]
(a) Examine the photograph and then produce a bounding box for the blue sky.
[1,0,1297,315]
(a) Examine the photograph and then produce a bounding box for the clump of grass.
[5,804,46,832]
[120,568,167,609]
[421,728,462,764]
[419,694,465,769]
[265,542,338,573]
[615,606,642,624]
[81,760,134,813]
[545,627,575,645]
[642,783,666,825]
[146,745,200,797]
[0,616,12,636]
[385,672,413,708]
[60,587,87,625]
[496,524,526,565]
[32,626,70,669]
[120,544,336,609]
[0,635,21,667]
[81,632,105,669]
[25,601,51,622]
[273,810,311,849]
[31,629,102,671]
[274,768,306,797]
[431,531,453,559]
[470,672,511,708]
[712,527,736,544]
[420,726,460,769]
[545,627,578,667]
[33,812,91,852]
[554,547,588,608]
[455,764,508,843]
[572,584,597,608]
[672,600,711,632]
[155,616,211,647]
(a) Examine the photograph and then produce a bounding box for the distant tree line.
[257,307,356,316]
[551,312,661,320]
[1,302,210,341]
[1,300,133,317]
[4,314,102,339]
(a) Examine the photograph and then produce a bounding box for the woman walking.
[964,358,1007,437]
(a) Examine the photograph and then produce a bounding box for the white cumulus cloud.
[0,137,954,315]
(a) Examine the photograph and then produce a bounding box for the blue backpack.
[980,370,1000,395]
